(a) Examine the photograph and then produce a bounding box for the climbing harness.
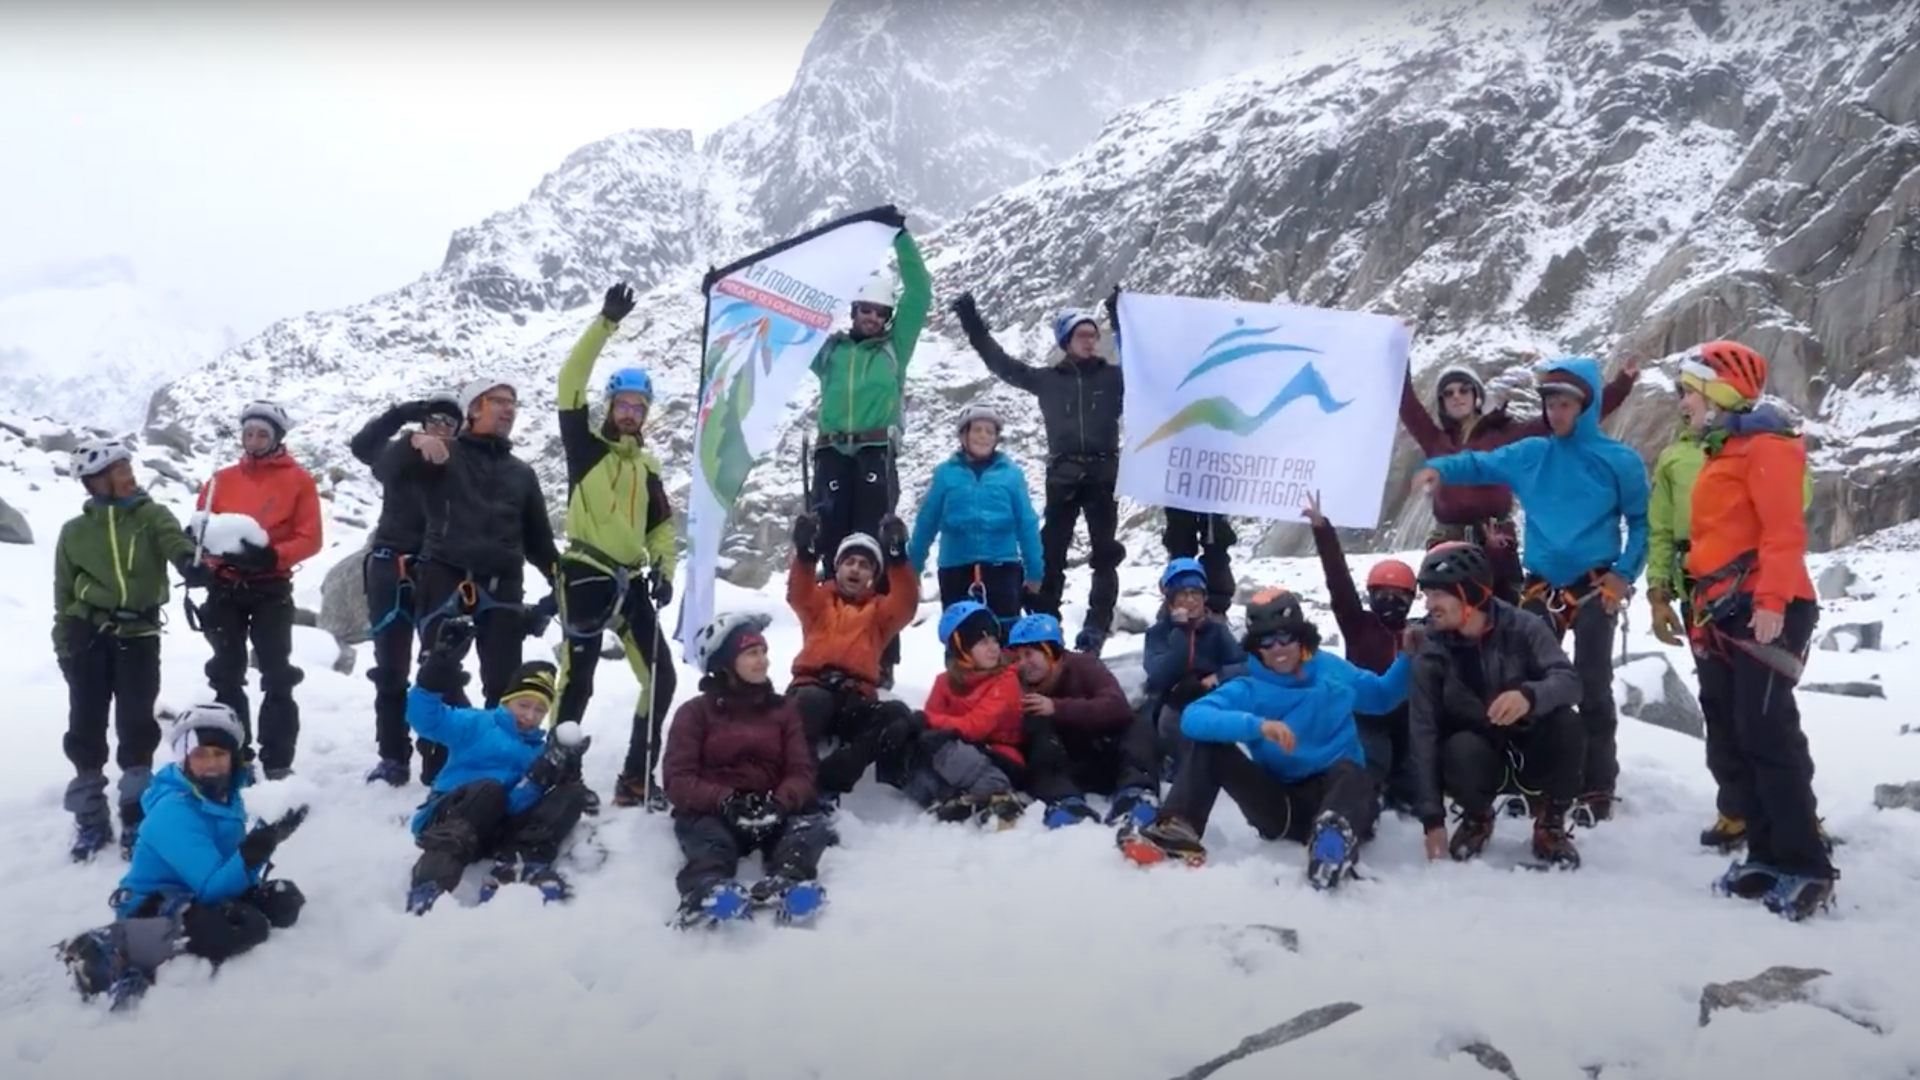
[363,547,416,638]
[1520,568,1626,638]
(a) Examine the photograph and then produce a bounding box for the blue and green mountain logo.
[1138,319,1350,449]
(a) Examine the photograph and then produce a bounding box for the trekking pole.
[642,602,665,811]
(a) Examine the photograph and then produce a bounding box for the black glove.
[175,559,215,590]
[722,790,781,833]
[1104,284,1121,325]
[397,399,436,424]
[417,617,474,693]
[877,514,908,560]
[237,805,307,869]
[648,567,673,608]
[249,878,306,929]
[525,594,557,638]
[601,283,637,324]
[228,540,278,574]
[791,513,819,562]
[951,292,986,335]
[874,703,925,759]
[1166,675,1208,709]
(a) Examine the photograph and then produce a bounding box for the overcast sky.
[0,3,833,339]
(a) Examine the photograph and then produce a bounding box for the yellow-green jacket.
[557,316,675,573]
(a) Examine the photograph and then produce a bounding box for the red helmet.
[1365,559,1417,592]
[1690,340,1768,402]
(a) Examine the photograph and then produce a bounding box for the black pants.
[199,578,302,772]
[791,684,914,794]
[812,443,901,671]
[364,549,420,765]
[936,563,1027,624]
[120,880,303,969]
[1695,598,1829,877]
[409,778,591,891]
[1024,715,1161,802]
[1357,704,1416,808]
[62,621,162,776]
[1162,510,1237,615]
[1520,578,1619,796]
[1164,743,1378,842]
[1439,706,1583,816]
[553,557,676,780]
[1684,584,1750,819]
[672,812,834,898]
[1037,455,1124,635]
[415,561,526,783]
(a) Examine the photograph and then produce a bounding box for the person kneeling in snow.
[1004,614,1162,831]
[1123,589,1409,890]
[894,601,1031,828]
[1142,557,1247,762]
[665,613,833,928]
[58,705,309,1010]
[403,618,592,914]
[1407,542,1584,869]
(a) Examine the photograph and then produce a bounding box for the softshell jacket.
[1030,650,1133,737]
[1649,418,1813,597]
[1405,599,1583,827]
[1685,405,1817,615]
[1141,613,1246,700]
[1400,365,1635,524]
[907,451,1044,580]
[660,683,816,816]
[352,405,433,552]
[196,451,323,579]
[1426,358,1650,589]
[557,315,675,573]
[53,491,197,655]
[924,664,1027,768]
[1309,521,1399,675]
[115,763,262,917]
[786,554,919,694]
[404,685,546,834]
[813,231,931,443]
[1182,650,1410,785]
[967,333,1124,460]
[381,431,561,581]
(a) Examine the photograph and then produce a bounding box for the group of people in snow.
[48,233,1835,1005]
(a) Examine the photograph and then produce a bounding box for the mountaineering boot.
[1042,795,1099,830]
[577,786,601,816]
[1568,791,1613,829]
[676,880,752,929]
[1120,815,1207,867]
[1448,811,1494,862]
[610,772,649,809]
[365,759,411,787]
[520,862,572,904]
[1761,872,1837,922]
[71,819,114,864]
[1305,811,1359,891]
[118,803,143,861]
[1700,813,1746,850]
[750,874,827,925]
[1106,786,1160,828]
[1713,859,1783,900]
[1531,806,1581,869]
[405,881,444,916]
[927,796,977,823]
[1074,627,1108,657]
[57,929,150,1011]
[976,792,1027,830]
[477,855,522,903]
[1492,792,1534,820]
[263,767,294,782]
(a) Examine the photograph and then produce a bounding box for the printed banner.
[1114,291,1410,528]
[676,207,905,661]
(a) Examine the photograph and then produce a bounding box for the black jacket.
[352,405,431,552]
[967,331,1124,462]
[379,431,560,581]
[1406,600,1583,827]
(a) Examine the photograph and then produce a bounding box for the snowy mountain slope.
[2,419,1919,1077]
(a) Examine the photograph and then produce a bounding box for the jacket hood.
[1537,356,1605,441]
[145,760,251,819]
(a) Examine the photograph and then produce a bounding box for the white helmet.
[692,612,774,676]
[459,377,515,418]
[853,274,897,310]
[167,703,246,760]
[956,402,1002,437]
[239,399,292,435]
[835,532,884,570]
[71,438,133,481]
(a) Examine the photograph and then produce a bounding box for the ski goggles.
[1251,629,1301,650]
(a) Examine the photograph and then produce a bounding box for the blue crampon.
[1306,812,1358,891]
[677,880,753,929]
[1105,786,1159,828]
[58,929,150,1012]
[405,882,443,916]
[71,821,113,864]
[1043,795,1099,829]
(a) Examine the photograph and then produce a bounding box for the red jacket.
[196,451,323,579]
[787,555,919,696]
[924,664,1026,767]
[1031,651,1134,737]
[660,683,816,815]
[1398,367,1635,524]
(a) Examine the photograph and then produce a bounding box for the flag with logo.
[1114,291,1410,528]
[676,206,907,661]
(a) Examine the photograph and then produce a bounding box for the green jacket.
[812,231,931,447]
[556,315,676,572]
[53,492,196,655]
[1646,423,1813,595]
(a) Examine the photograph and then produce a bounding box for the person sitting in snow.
[54,439,212,861]
[1141,557,1246,754]
[785,512,920,803]
[1121,589,1409,890]
[664,613,833,928]
[1405,542,1585,869]
[58,704,309,1011]
[191,399,324,780]
[402,618,592,914]
[906,402,1045,626]
[1299,490,1421,813]
[1003,613,1161,831]
[895,600,1030,828]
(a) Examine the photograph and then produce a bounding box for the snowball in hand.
[189,511,270,555]
[552,722,586,748]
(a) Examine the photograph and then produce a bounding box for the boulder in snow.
[1110,599,1153,635]
[1105,647,1148,710]
[0,496,32,545]
[35,428,81,454]
[1815,562,1855,600]
[1697,966,1883,1033]
[1801,681,1885,699]
[188,511,268,556]
[1170,1001,1361,1080]
[1612,652,1705,739]
[1872,781,1920,812]
[142,456,187,485]
[318,548,370,646]
[1452,1042,1521,1080]
[1817,621,1883,652]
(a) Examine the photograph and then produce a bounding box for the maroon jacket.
[661,682,816,816]
[1032,651,1134,737]
[1310,522,1400,676]
[1398,367,1635,524]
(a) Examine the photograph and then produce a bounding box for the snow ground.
[1,452,1919,1080]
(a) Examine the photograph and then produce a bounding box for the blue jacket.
[406,685,547,834]
[1142,613,1246,697]
[116,763,262,917]
[1182,650,1410,785]
[1426,357,1650,588]
[908,451,1044,580]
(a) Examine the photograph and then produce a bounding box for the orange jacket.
[924,664,1026,768]
[787,555,919,694]
[196,452,323,578]
[1684,431,1814,614]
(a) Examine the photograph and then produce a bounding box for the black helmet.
[1417,542,1495,605]
[1243,587,1318,650]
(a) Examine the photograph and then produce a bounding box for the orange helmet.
[1682,340,1768,404]
[1365,559,1417,593]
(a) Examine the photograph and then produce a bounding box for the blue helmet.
[1053,309,1100,348]
[1007,613,1064,649]
[937,600,996,645]
[1160,557,1207,594]
[605,367,653,402]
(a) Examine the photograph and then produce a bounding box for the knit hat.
[500,661,558,709]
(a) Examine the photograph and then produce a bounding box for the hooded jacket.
[1685,404,1817,614]
[660,681,816,816]
[53,490,198,654]
[1649,412,1813,597]
[786,553,920,695]
[924,663,1027,768]
[404,685,547,833]
[907,451,1044,580]
[557,315,676,573]
[196,450,324,579]
[115,762,263,916]
[381,430,561,581]
[1141,612,1246,700]
[1426,357,1651,589]
[1182,650,1410,785]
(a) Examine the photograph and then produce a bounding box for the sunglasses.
[851,302,892,318]
[1254,630,1300,649]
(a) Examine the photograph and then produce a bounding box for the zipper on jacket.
[1076,367,1086,455]
[107,505,130,607]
